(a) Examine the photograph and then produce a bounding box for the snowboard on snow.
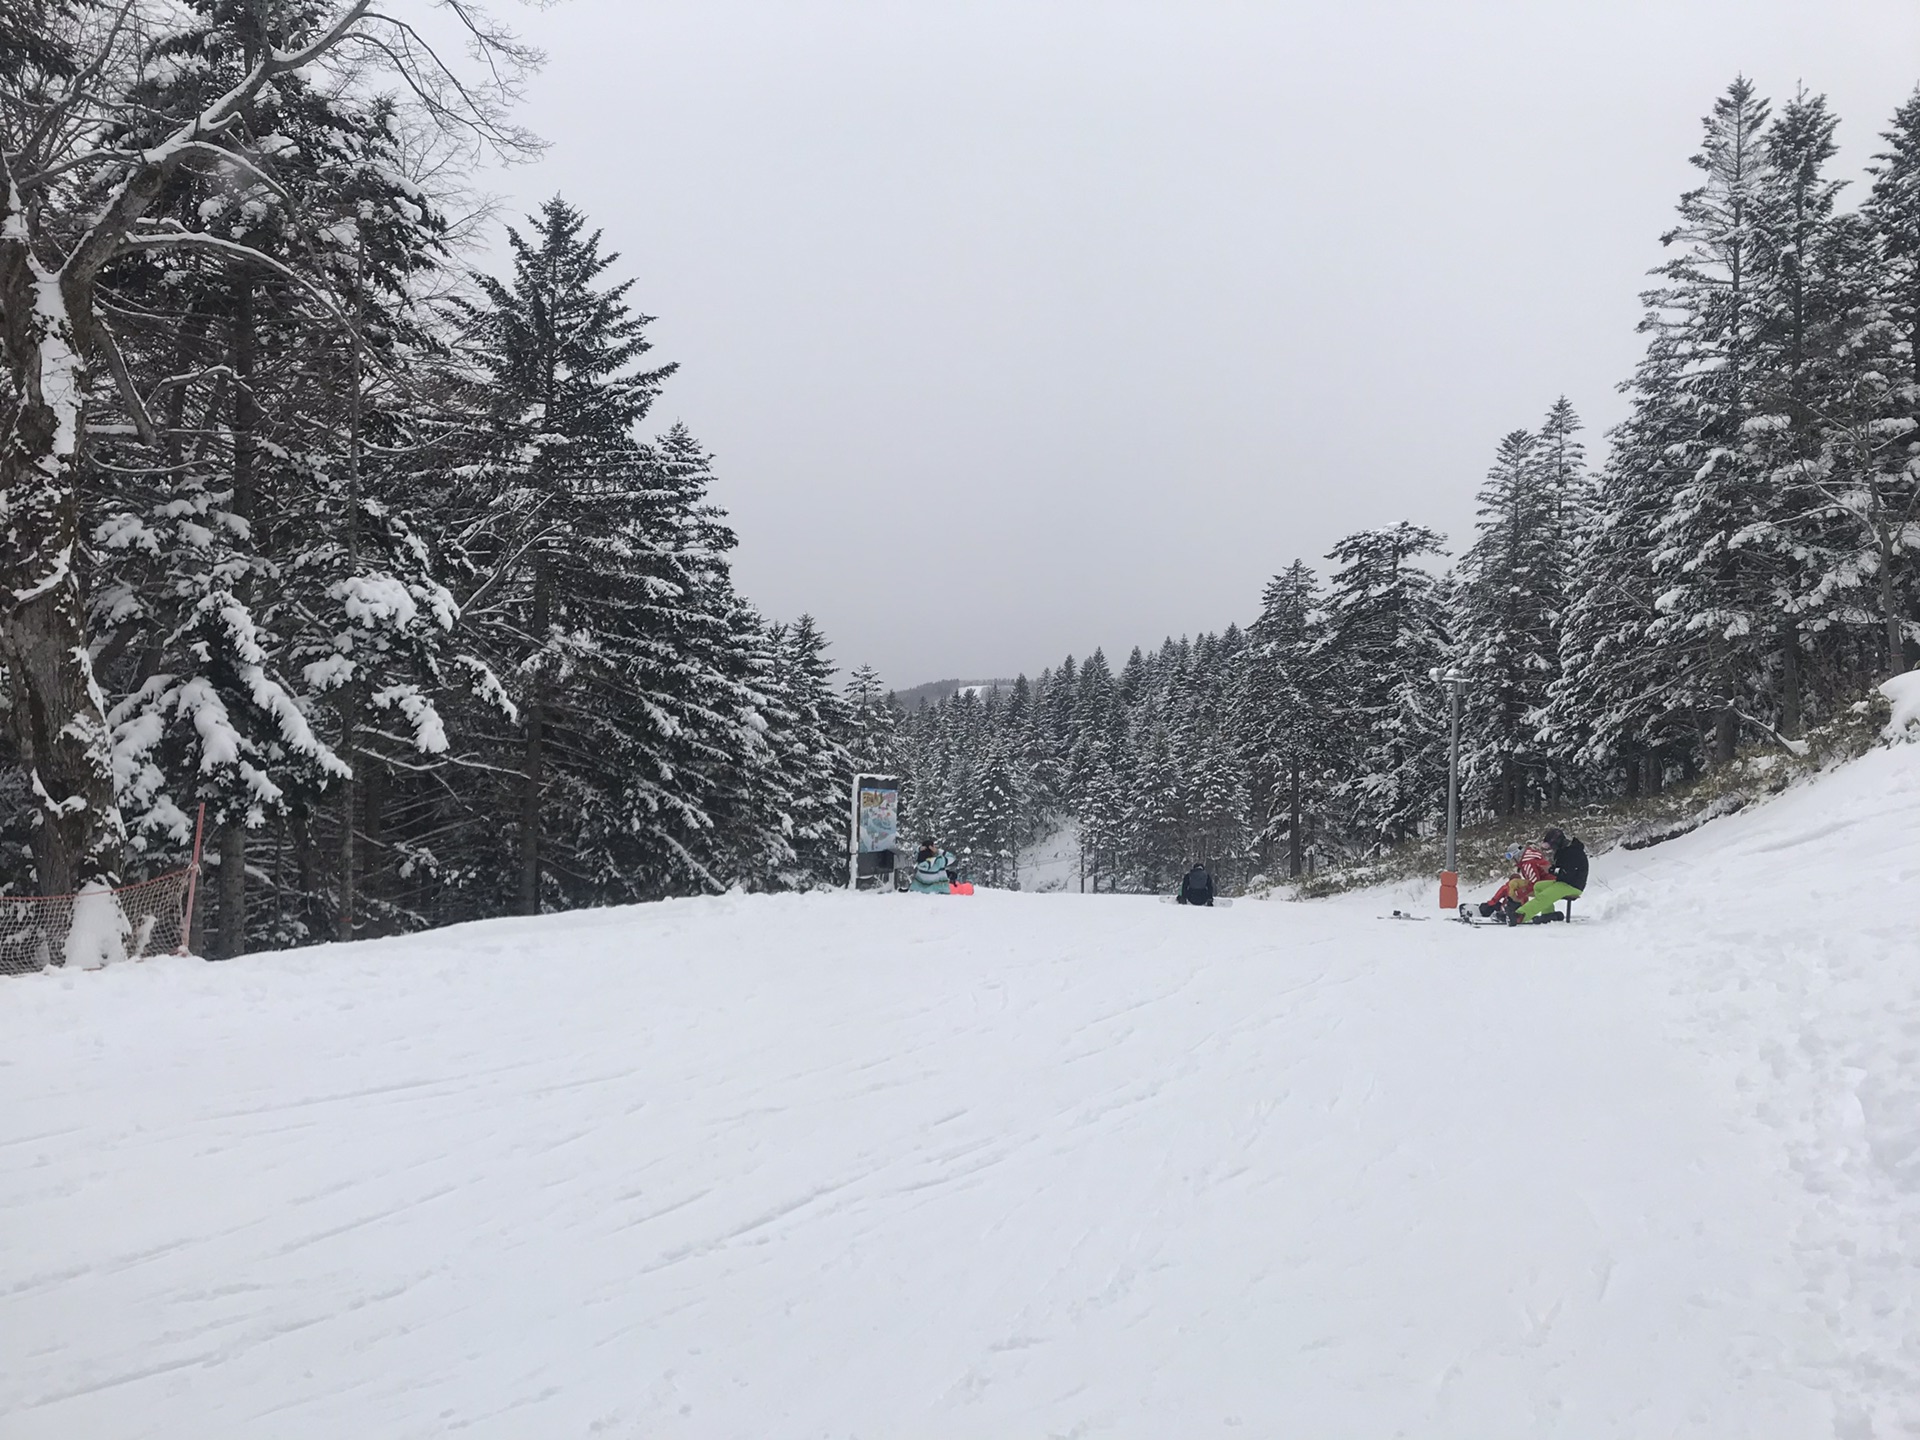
[1453,905,1577,927]
[1159,896,1234,908]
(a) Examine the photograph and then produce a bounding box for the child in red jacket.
[1476,842,1551,924]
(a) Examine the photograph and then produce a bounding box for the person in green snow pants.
[1517,878,1581,921]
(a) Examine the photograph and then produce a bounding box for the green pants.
[1518,879,1582,921]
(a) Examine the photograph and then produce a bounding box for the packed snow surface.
[6,748,1920,1438]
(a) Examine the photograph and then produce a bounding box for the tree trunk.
[0,264,122,893]
[1287,761,1302,879]
[1707,627,1739,763]
[1879,530,1909,677]
[336,238,364,944]
[519,565,549,915]
[218,821,247,958]
[1780,627,1802,739]
[230,276,259,534]
[518,690,545,913]
[361,766,382,934]
[337,686,357,942]
[291,802,327,940]
[1624,751,1641,801]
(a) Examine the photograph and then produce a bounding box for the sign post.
[849,775,900,890]
[1439,671,1463,911]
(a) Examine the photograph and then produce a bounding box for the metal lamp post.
[1439,670,1463,911]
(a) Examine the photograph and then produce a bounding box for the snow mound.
[4,743,1919,1436]
[1881,667,1920,737]
[62,880,130,970]
[1615,789,1748,849]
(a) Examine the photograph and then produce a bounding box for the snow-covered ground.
[5,746,1920,1438]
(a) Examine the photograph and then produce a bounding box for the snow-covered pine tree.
[525,430,768,898]
[1236,560,1329,877]
[1076,744,1128,892]
[1183,724,1248,879]
[1067,649,1118,805]
[1840,87,1920,677]
[75,0,512,950]
[1642,78,1779,764]
[1744,89,1855,734]
[1021,666,1066,817]
[1124,722,1183,890]
[960,737,1022,888]
[455,196,678,910]
[1536,398,1594,590]
[996,674,1049,854]
[702,595,795,888]
[765,615,852,888]
[1043,654,1079,768]
[1454,429,1560,815]
[1118,647,1149,709]
[1550,375,1704,796]
[844,666,900,777]
[1320,524,1451,850]
[0,0,535,908]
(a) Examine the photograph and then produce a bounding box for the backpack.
[1554,837,1589,891]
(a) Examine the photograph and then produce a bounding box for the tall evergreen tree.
[457,196,676,911]
[765,615,852,887]
[1643,77,1777,763]
[1847,87,1920,676]
[1236,561,1328,876]
[1321,524,1451,849]
[844,666,900,777]
[1455,429,1559,814]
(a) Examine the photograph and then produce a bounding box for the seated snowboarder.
[1519,826,1586,923]
[1473,841,1549,924]
[1470,828,1585,924]
[1175,862,1216,907]
[910,842,955,895]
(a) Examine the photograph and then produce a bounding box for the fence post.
[179,803,206,956]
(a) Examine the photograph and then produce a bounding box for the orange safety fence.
[0,868,199,975]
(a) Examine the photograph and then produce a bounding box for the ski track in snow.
[4,749,1920,1437]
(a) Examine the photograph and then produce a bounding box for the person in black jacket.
[1175,863,1216,907]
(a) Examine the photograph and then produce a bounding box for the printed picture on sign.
[857,785,898,854]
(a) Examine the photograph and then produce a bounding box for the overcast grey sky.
[481,0,1920,690]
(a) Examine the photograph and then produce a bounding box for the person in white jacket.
[909,842,953,894]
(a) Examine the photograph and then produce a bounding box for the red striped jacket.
[1492,844,1552,905]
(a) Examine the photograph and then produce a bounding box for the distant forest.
[863,78,1920,891]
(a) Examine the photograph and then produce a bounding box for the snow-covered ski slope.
[5,746,1919,1439]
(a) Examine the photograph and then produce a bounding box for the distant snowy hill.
[1017,817,1082,892]
[890,676,1015,711]
[4,741,1918,1436]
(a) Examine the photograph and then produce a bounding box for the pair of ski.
[1378,907,1573,927]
